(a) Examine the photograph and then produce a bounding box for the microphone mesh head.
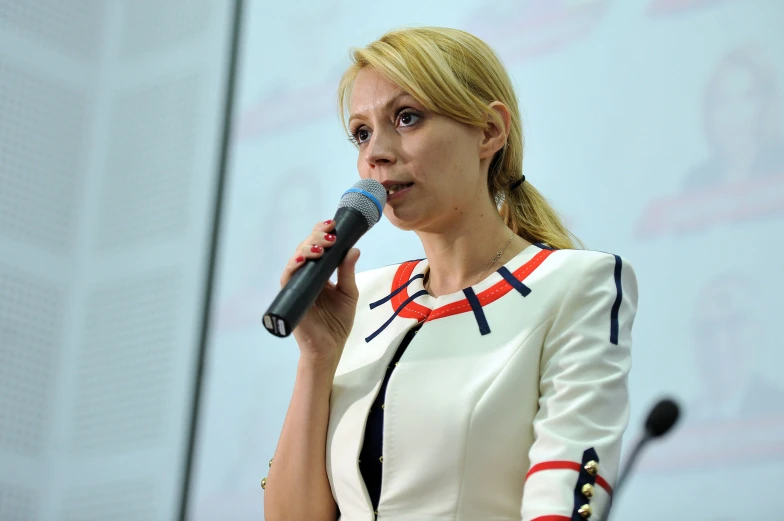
[645,398,680,438]
[338,179,387,226]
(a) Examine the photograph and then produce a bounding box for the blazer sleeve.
[521,253,638,521]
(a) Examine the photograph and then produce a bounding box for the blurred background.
[1,1,782,520]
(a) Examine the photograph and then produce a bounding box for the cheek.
[410,135,469,185]
[356,155,371,179]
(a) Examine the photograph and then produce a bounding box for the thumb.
[336,248,361,298]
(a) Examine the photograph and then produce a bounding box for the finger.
[336,248,360,298]
[280,253,308,287]
[307,231,337,250]
[297,241,326,258]
[281,241,321,281]
[280,222,338,287]
[312,219,336,233]
[296,227,336,256]
[281,238,331,287]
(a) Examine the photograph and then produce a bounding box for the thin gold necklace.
[425,230,515,295]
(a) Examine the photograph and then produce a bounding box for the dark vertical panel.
[177,0,245,519]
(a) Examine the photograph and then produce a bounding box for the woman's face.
[348,67,493,232]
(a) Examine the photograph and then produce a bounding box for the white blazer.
[326,244,638,521]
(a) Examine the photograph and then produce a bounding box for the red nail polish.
[325,233,336,242]
[295,256,305,263]
[311,245,323,253]
[324,220,332,225]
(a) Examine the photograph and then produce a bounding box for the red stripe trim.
[390,261,431,320]
[596,475,612,495]
[426,249,553,322]
[531,517,570,521]
[388,249,553,324]
[526,460,613,496]
[526,460,580,478]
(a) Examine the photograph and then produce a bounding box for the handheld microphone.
[603,398,681,521]
[262,179,387,337]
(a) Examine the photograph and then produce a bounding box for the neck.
[416,198,530,296]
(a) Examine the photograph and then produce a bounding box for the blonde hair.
[338,26,581,250]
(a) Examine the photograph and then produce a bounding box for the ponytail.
[499,181,582,250]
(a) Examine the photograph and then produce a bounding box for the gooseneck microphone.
[263,179,387,337]
[615,397,680,494]
[643,398,680,437]
[603,398,681,521]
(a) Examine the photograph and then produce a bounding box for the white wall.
[0,2,234,520]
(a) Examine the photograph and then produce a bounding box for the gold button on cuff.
[581,483,594,498]
[260,477,267,490]
[379,456,383,463]
[578,504,592,518]
[381,404,385,409]
[584,460,599,476]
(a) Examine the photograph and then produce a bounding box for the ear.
[479,101,512,160]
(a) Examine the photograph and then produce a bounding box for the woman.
[263,27,637,521]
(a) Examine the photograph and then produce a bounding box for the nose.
[363,128,397,168]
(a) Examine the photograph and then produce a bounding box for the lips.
[386,182,414,196]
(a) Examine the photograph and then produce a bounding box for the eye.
[397,110,421,127]
[349,126,371,146]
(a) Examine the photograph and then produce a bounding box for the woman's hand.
[280,219,361,364]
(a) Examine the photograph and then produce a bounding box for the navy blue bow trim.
[365,289,429,343]
[497,266,531,297]
[369,274,424,310]
[463,287,490,335]
[533,242,555,251]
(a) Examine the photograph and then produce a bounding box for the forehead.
[350,68,413,114]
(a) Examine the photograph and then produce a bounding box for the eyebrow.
[348,92,416,126]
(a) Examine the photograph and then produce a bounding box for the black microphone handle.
[263,206,369,337]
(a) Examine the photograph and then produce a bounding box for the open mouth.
[386,182,414,196]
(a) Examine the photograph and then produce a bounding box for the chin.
[386,217,418,232]
[383,209,424,232]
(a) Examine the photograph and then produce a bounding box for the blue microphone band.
[342,187,384,217]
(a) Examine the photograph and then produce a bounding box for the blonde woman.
[263,27,637,521]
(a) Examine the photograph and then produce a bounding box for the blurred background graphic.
[1,1,782,520]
